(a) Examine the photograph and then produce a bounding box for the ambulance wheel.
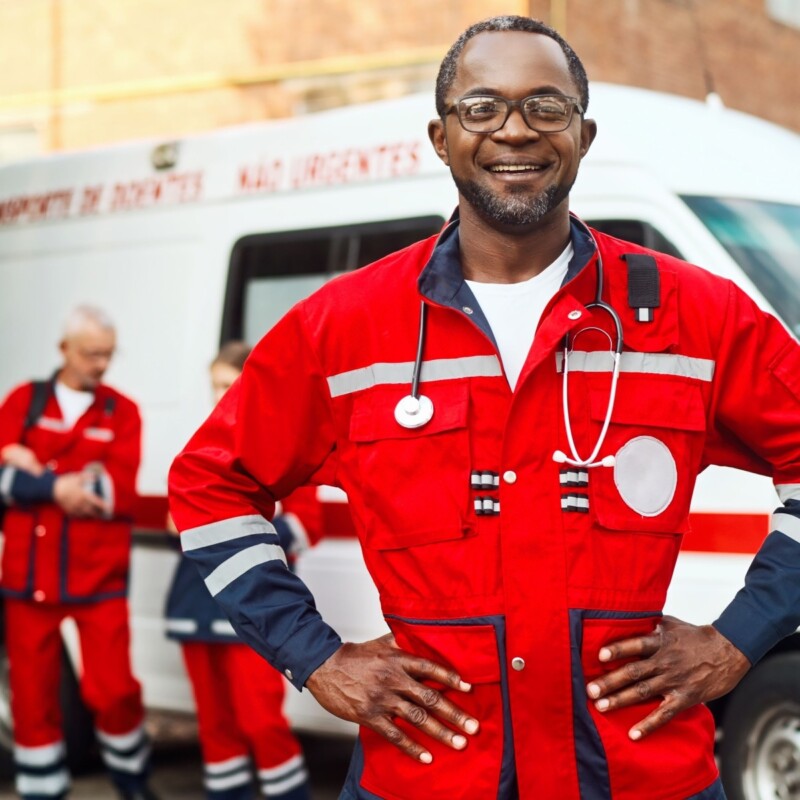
[719,653,800,800]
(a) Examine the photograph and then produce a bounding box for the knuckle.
[636,681,652,700]
[384,726,404,745]
[624,662,643,681]
[406,705,428,727]
[419,688,442,708]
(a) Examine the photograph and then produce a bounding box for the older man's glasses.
[447,94,584,134]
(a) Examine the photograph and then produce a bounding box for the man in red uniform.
[169,17,800,800]
[0,306,157,800]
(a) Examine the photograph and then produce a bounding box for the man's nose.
[490,108,541,144]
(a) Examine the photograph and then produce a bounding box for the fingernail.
[587,683,600,699]
[420,751,433,764]
[596,698,609,711]
[599,648,612,661]
[459,681,472,692]
[464,718,479,734]
[452,735,467,749]
[629,729,642,741]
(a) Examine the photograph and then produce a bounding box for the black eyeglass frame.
[445,94,585,134]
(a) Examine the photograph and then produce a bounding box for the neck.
[57,369,92,392]
[458,203,572,284]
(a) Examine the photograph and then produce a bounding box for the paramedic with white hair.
[0,305,158,800]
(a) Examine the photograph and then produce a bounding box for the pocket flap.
[349,382,469,442]
[389,617,501,684]
[589,375,706,431]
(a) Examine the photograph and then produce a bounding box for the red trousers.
[5,597,144,746]
[182,641,307,794]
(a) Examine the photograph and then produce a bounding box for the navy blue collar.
[417,211,596,346]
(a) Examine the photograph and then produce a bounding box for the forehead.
[68,323,115,346]
[452,30,576,99]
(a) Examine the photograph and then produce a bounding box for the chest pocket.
[587,373,707,534]
[349,381,471,550]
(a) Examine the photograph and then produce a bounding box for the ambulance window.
[682,196,800,337]
[223,216,443,344]
[585,219,683,259]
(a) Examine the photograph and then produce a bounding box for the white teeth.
[489,164,542,172]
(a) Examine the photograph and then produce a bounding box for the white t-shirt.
[466,243,572,390]
[55,381,95,429]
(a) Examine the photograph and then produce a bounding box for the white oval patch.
[613,436,677,517]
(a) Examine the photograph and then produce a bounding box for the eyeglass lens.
[457,95,577,133]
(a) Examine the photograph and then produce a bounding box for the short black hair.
[435,16,589,117]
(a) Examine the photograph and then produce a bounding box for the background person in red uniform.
[165,342,316,800]
[169,16,800,800]
[0,305,157,800]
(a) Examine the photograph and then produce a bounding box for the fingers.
[597,631,661,663]
[626,697,681,741]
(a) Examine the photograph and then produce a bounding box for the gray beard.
[453,175,569,227]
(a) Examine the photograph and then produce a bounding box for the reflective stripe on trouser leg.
[258,754,310,798]
[96,722,152,792]
[14,741,70,800]
[204,754,256,800]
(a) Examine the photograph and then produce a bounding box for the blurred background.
[1,0,799,161]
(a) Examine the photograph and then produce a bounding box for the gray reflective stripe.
[14,741,66,767]
[262,768,309,796]
[555,351,715,382]
[772,512,800,544]
[0,465,15,504]
[182,514,277,552]
[327,355,503,398]
[210,619,237,636]
[206,771,252,791]
[17,770,70,796]
[100,743,151,774]
[206,755,250,775]
[96,723,146,752]
[165,619,198,635]
[204,544,287,597]
[258,754,304,780]
[777,484,800,503]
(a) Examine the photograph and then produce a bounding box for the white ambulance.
[0,84,799,800]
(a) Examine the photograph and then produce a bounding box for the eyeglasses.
[446,94,584,134]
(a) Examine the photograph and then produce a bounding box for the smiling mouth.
[487,164,545,173]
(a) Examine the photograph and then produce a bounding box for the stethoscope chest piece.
[394,394,434,429]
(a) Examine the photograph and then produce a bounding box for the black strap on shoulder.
[103,395,116,417]
[24,380,53,431]
[622,253,660,323]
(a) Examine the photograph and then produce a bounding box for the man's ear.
[428,118,450,166]
[579,117,598,158]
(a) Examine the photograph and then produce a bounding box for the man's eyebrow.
[458,85,572,98]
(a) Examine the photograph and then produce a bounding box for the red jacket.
[0,380,141,602]
[169,218,800,800]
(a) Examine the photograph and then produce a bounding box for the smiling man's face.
[429,30,596,231]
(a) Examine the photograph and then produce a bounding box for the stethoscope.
[394,218,625,470]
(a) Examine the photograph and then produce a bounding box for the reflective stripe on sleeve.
[204,544,287,597]
[181,514,278,552]
[771,512,800,544]
[327,355,503,398]
[555,351,715,381]
[776,484,800,503]
[0,465,15,505]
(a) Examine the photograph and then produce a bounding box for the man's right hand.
[53,472,110,518]
[305,633,479,764]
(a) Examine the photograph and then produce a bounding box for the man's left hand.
[585,615,750,740]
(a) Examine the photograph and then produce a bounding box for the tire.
[719,652,800,800]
